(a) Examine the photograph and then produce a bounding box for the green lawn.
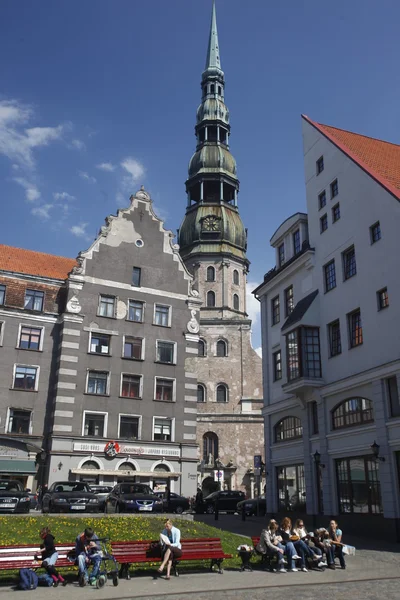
[0,515,250,580]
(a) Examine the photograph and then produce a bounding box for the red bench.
[111,537,232,578]
[0,543,75,572]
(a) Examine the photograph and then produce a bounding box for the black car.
[89,485,113,511]
[236,495,267,516]
[203,490,245,514]
[0,480,31,514]
[41,481,100,513]
[154,491,190,514]
[105,483,164,514]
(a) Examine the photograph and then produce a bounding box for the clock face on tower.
[202,215,220,232]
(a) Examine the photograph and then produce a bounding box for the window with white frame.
[7,408,31,434]
[18,326,43,351]
[155,377,174,402]
[119,415,140,440]
[84,412,106,437]
[87,370,108,395]
[154,304,170,327]
[153,418,173,441]
[198,339,206,356]
[128,300,144,322]
[0,284,5,305]
[89,333,111,354]
[197,384,206,403]
[24,289,44,312]
[123,336,143,360]
[206,266,215,282]
[216,383,228,403]
[121,374,142,399]
[98,295,116,318]
[0,321,4,346]
[13,365,38,390]
[156,340,176,364]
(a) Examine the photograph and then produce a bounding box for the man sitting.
[75,527,101,586]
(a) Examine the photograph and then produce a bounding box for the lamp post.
[313,450,325,515]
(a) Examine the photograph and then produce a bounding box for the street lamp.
[371,441,385,462]
[313,450,325,468]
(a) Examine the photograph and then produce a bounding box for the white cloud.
[246,281,261,326]
[0,100,64,168]
[70,222,89,238]
[78,171,97,184]
[53,191,75,202]
[70,138,86,151]
[31,204,53,220]
[13,177,41,202]
[121,157,145,182]
[254,347,262,358]
[96,162,115,172]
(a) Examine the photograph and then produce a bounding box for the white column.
[220,181,224,201]
[205,127,208,142]
[200,181,204,202]
[217,126,220,142]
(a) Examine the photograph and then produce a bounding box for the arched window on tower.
[233,294,239,310]
[197,384,206,403]
[203,432,219,463]
[207,291,216,307]
[216,384,228,403]
[216,339,227,357]
[207,266,216,282]
[210,84,215,94]
[198,339,206,357]
[233,269,239,285]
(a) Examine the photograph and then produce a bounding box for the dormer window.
[278,243,285,267]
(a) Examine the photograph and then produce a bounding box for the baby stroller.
[68,538,119,588]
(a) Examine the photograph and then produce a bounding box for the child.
[36,527,67,586]
[75,527,101,586]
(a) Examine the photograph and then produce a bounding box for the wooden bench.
[111,537,232,578]
[0,543,75,572]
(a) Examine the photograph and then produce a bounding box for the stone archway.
[201,476,218,497]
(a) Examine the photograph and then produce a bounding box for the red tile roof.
[303,115,400,201]
[0,244,77,280]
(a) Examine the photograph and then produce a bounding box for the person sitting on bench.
[75,527,101,585]
[256,519,300,573]
[157,519,182,580]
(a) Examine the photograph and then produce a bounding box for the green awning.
[0,459,37,474]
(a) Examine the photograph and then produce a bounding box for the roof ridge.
[0,243,73,262]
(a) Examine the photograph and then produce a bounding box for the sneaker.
[289,568,298,572]
[301,567,308,572]
[292,555,301,560]
[318,561,327,568]
[282,558,288,564]
[278,567,287,573]
[89,577,97,586]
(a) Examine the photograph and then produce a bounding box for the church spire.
[204,0,222,74]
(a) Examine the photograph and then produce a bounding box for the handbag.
[289,535,300,542]
[147,542,162,559]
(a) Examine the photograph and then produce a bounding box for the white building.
[254,115,400,541]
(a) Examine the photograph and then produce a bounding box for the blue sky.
[1,0,400,349]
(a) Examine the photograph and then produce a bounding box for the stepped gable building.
[179,1,263,495]
[0,188,201,497]
[254,116,400,540]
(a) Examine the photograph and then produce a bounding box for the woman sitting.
[313,528,335,569]
[293,519,326,566]
[328,520,346,570]
[157,519,183,580]
[256,519,300,573]
[279,517,321,572]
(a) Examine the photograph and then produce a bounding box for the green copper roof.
[205,0,222,74]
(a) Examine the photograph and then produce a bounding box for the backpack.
[37,573,54,587]
[18,569,38,590]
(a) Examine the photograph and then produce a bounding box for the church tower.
[179,1,264,496]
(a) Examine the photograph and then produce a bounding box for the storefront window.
[277,464,306,512]
[336,456,383,514]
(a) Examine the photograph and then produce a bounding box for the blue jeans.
[43,552,58,567]
[282,541,298,569]
[335,545,345,568]
[78,552,101,580]
[293,539,316,566]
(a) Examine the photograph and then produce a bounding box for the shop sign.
[0,446,19,457]
[73,442,180,458]
[104,441,120,458]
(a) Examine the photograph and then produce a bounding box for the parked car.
[41,481,100,513]
[89,485,113,510]
[105,482,164,514]
[202,490,245,514]
[0,480,31,514]
[236,495,266,516]
[154,491,190,514]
